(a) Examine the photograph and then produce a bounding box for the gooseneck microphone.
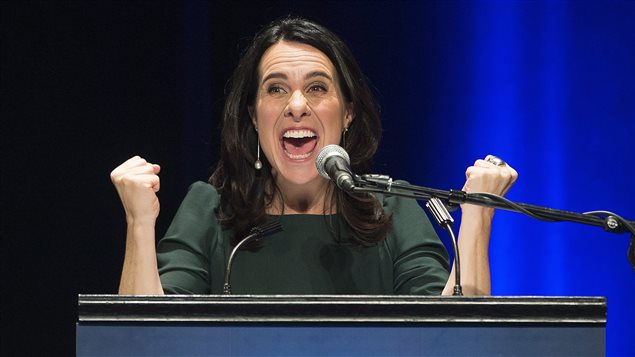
[223,220,283,294]
[426,197,462,295]
[316,144,356,192]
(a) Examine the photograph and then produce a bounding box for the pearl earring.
[254,138,262,170]
[342,127,348,148]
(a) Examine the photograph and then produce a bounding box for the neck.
[266,176,335,215]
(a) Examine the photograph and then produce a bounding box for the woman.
[111,17,517,296]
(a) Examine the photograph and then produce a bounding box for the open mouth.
[281,129,318,160]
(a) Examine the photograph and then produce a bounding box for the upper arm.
[382,194,450,295]
[157,182,220,294]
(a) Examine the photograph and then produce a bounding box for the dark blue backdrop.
[366,2,635,355]
[376,2,634,356]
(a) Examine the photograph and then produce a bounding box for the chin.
[276,167,322,187]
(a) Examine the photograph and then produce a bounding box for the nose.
[285,90,310,120]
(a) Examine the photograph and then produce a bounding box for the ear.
[248,106,257,129]
[344,102,355,128]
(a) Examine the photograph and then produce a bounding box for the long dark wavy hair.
[210,16,392,246]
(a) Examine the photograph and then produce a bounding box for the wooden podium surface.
[77,295,606,356]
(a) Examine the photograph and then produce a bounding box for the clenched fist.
[461,156,518,216]
[110,156,161,224]
[462,157,518,196]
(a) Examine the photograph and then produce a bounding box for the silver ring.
[485,154,505,166]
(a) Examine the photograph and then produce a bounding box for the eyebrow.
[261,70,333,84]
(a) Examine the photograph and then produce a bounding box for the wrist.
[460,204,495,221]
[126,214,156,226]
[125,219,157,247]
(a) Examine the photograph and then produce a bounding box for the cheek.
[256,99,283,126]
[315,99,347,134]
[255,101,282,157]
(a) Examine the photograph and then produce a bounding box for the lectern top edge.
[77,294,606,325]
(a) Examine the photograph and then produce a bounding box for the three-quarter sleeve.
[381,194,450,295]
[157,181,220,294]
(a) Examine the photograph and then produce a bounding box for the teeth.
[283,129,316,138]
[286,152,312,159]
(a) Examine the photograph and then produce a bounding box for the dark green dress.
[157,181,450,295]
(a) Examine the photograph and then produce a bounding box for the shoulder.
[187,180,219,199]
[169,181,221,222]
[375,182,426,219]
[374,184,439,246]
[181,181,220,207]
[161,181,223,242]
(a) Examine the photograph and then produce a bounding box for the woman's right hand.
[110,156,161,224]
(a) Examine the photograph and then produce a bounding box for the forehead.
[258,41,337,80]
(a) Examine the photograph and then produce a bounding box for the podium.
[77,295,605,356]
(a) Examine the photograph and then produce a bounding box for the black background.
[2,1,443,355]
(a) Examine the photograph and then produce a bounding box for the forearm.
[118,220,164,295]
[442,206,493,296]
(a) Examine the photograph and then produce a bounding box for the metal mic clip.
[359,174,393,191]
[426,197,454,227]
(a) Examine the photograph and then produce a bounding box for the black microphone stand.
[352,174,635,272]
[223,220,283,295]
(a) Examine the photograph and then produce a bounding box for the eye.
[266,85,287,95]
[308,83,328,93]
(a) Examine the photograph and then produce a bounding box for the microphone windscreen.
[315,145,350,179]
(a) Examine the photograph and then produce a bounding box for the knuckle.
[119,173,137,185]
[110,171,125,184]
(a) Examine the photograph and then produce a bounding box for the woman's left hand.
[461,155,518,214]
[463,155,518,196]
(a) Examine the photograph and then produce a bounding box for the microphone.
[426,197,462,296]
[315,144,355,192]
[223,220,283,294]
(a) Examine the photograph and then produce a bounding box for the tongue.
[283,137,317,156]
